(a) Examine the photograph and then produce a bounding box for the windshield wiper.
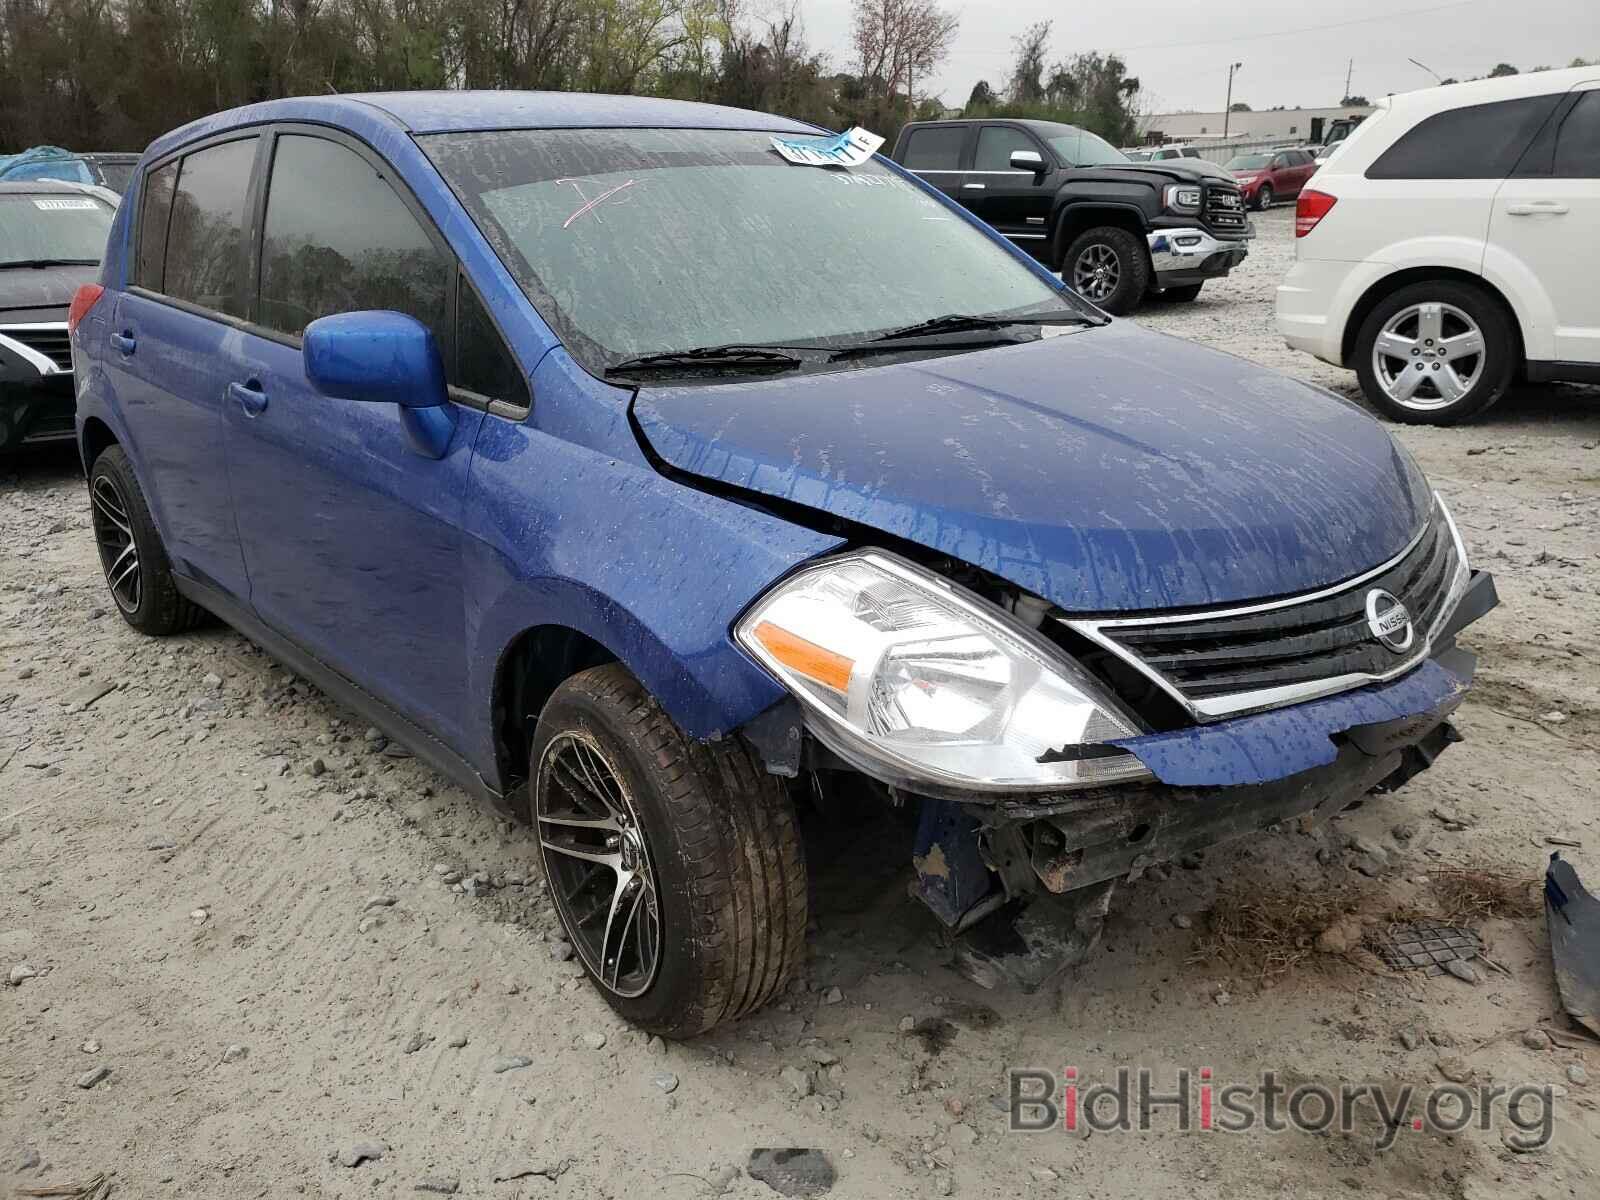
[605,345,804,378]
[0,258,99,269]
[874,311,1098,342]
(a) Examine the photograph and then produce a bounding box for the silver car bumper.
[1146,228,1247,275]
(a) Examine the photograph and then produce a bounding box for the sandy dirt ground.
[3,206,1599,1199]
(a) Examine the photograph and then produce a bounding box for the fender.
[459,350,843,785]
[1343,232,1544,360]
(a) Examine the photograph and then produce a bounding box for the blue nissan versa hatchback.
[71,93,1497,1035]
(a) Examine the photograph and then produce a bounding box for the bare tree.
[850,0,956,116]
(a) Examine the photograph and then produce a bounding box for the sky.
[791,0,1598,113]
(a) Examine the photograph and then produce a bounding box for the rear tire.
[531,663,807,1037]
[1353,280,1516,425]
[88,445,206,636]
[1062,226,1150,315]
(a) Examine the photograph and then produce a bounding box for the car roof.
[145,91,822,162]
[1381,64,1600,120]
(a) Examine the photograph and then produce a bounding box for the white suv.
[1276,67,1599,424]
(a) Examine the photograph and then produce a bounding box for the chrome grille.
[1063,501,1468,721]
[0,323,73,373]
[1203,184,1247,232]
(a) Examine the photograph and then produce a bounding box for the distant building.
[1138,105,1374,146]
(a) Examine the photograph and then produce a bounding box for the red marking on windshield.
[557,178,639,228]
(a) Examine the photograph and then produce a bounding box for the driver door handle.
[961,182,986,190]
[228,380,268,417]
[1506,200,1570,215]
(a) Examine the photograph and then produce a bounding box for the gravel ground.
[3,206,1599,1198]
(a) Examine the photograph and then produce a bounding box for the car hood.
[1074,160,1233,187]
[0,263,96,319]
[633,322,1432,613]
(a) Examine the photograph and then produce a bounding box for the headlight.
[734,551,1151,794]
[1164,184,1202,211]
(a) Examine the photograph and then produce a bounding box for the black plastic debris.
[1369,921,1483,975]
[1545,852,1600,1039]
[747,1148,836,1198]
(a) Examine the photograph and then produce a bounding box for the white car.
[1276,66,1599,423]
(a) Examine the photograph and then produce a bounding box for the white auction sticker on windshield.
[32,197,100,211]
[770,127,885,168]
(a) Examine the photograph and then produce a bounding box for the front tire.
[1062,226,1150,315]
[531,664,807,1037]
[1353,280,1516,425]
[1255,183,1274,211]
[88,445,206,636]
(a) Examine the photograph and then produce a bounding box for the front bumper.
[913,570,1496,926]
[1146,227,1248,285]
[0,323,76,454]
[0,377,76,453]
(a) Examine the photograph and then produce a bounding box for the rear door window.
[258,134,450,342]
[901,126,966,171]
[1367,95,1563,179]
[162,137,259,317]
[136,162,178,289]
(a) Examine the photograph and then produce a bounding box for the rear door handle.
[961,182,986,190]
[228,380,268,417]
[110,331,136,355]
[1506,201,1570,215]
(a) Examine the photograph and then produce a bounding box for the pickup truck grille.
[0,323,73,373]
[1202,185,1247,233]
[1062,503,1468,721]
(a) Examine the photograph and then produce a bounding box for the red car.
[1226,148,1317,211]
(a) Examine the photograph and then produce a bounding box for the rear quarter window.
[1366,94,1563,179]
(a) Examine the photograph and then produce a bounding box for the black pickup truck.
[890,118,1253,314]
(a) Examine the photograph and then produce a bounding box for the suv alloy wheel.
[1353,280,1517,424]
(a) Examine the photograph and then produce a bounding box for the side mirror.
[303,311,455,459]
[1009,150,1047,175]
[303,311,448,410]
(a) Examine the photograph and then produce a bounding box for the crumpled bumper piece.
[1109,655,1472,788]
[1545,854,1600,1039]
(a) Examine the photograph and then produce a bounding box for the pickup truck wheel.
[88,445,206,636]
[1353,281,1516,425]
[1255,183,1274,211]
[531,663,807,1038]
[1063,226,1149,315]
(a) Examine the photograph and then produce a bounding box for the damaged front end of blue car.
[732,525,1495,990]
[635,331,1501,990]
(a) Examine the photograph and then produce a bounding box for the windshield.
[0,192,112,265]
[421,128,1095,378]
[1227,154,1273,170]
[1038,125,1129,167]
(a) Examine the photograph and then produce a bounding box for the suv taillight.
[67,283,105,335]
[1295,190,1337,238]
